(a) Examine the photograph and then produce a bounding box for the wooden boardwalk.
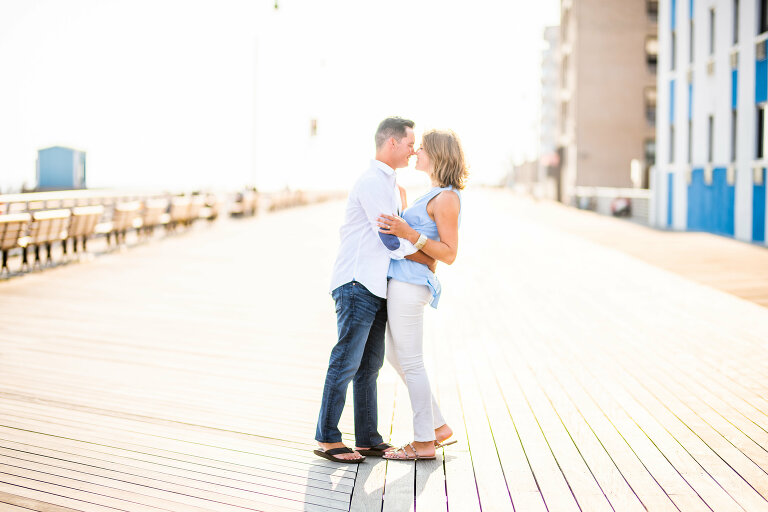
[0,188,767,511]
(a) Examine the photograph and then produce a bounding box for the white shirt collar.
[371,159,395,176]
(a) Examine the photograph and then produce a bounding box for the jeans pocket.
[332,285,345,314]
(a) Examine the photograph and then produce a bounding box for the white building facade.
[653,0,768,244]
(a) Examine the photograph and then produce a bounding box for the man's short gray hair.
[375,117,415,149]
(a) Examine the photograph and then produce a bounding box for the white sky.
[0,0,559,193]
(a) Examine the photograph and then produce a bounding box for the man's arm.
[357,178,417,259]
[406,250,437,273]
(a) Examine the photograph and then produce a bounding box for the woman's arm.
[406,250,438,272]
[378,190,460,265]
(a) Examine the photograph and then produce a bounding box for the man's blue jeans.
[315,281,387,447]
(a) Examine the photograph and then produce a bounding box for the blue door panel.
[668,173,674,227]
[687,169,705,230]
[687,168,735,236]
[754,169,766,242]
[670,80,676,124]
[757,59,768,105]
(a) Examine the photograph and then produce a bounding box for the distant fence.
[0,188,345,277]
[263,189,347,212]
[573,187,651,224]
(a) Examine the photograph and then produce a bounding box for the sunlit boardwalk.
[1,188,767,512]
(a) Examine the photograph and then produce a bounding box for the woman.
[377,129,468,461]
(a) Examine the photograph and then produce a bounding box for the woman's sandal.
[313,446,366,464]
[383,442,436,461]
[356,442,395,456]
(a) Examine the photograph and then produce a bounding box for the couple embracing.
[314,117,468,463]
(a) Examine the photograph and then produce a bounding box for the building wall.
[654,0,768,244]
[559,0,657,204]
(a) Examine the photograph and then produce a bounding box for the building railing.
[574,186,652,224]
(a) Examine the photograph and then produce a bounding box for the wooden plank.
[0,403,336,466]
[0,425,356,486]
[0,482,119,512]
[497,340,647,512]
[348,377,395,512]
[0,490,82,512]
[0,434,353,496]
[0,462,339,512]
[0,447,350,509]
[542,280,768,510]
[603,357,768,509]
[524,310,746,512]
[429,316,481,512]
[446,323,514,512]
[381,381,415,512]
[413,314,448,512]
[0,419,351,484]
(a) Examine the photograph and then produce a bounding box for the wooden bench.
[67,205,104,256]
[0,213,31,274]
[140,199,170,237]
[188,195,206,225]
[200,194,220,221]
[107,202,142,246]
[168,197,191,231]
[25,209,71,268]
[230,191,257,217]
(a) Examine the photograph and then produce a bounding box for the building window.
[562,55,569,89]
[761,0,768,35]
[670,125,676,162]
[758,106,766,159]
[644,139,656,188]
[709,9,716,55]
[646,36,659,73]
[690,20,695,63]
[561,101,568,131]
[707,115,714,162]
[562,7,570,43]
[731,109,737,162]
[645,87,657,125]
[688,120,693,163]
[733,0,739,44]
[672,31,677,70]
[645,139,657,165]
[648,0,659,22]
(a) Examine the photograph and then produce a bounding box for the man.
[314,117,435,463]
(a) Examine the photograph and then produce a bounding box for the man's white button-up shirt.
[330,159,417,299]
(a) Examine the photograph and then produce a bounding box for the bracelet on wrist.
[414,233,428,250]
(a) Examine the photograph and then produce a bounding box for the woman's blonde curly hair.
[422,129,469,190]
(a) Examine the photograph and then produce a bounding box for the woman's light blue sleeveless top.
[387,186,461,308]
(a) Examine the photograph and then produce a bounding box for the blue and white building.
[36,146,87,191]
[652,0,768,243]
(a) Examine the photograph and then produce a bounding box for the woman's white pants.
[385,279,446,442]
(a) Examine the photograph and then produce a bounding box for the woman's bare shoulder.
[434,189,460,209]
